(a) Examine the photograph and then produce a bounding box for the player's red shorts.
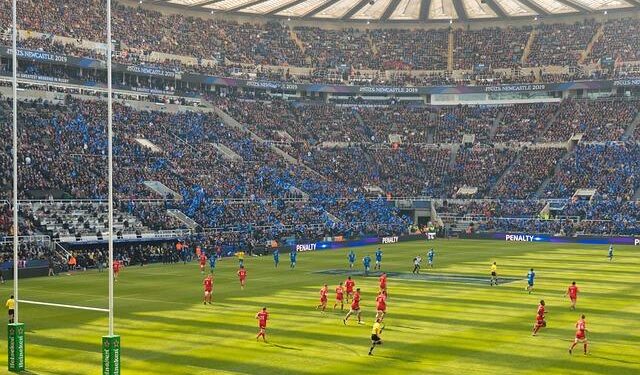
[259,323,266,329]
[336,295,344,301]
[570,296,577,302]
[320,296,327,303]
[346,288,353,294]
[377,306,386,313]
[575,332,586,340]
[205,288,212,293]
[380,283,386,289]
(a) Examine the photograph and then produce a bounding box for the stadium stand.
[453,27,531,70]
[0,0,638,263]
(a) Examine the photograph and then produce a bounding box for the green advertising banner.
[102,335,120,375]
[8,323,25,372]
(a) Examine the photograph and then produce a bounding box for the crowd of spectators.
[1,3,639,262]
[433,105,497,143]
[494,147,565,199]
[439,196,640,236]
[219,98,364,144]
[590,18,640,64]
[357,106,432,144]
[0,240,50,265]
[0,203,11,235]
[372,29,448,71]
[438,199,546,218]
[453,27,531,70]
[296,145,450,198]
[447,146,516,197]
[295,27,375,69]
[1,87,639,257]
[0,2,638,86]
[493,103,559,143]
[544,143,639,200]
[565,199,640,236]
[124,201,187,231]
[541,99,638,142]
[526,21,598,67]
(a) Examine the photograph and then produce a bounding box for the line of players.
[492,260,590,355]
[201,244,615,355]
[201,247,389,353]
[497,245,614,356]
[313,274,388,322]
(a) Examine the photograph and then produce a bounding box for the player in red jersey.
[255,307,269,342]
[112,260,120,282]
[203,273,214,305]
[199,253,207,275]
[375,292,387,322]
[316,284,329,312]
[565,281,579,310]
[334,282,345,311]
[379,273,387,295]
[345,276,355,303]
[237,265,247,290]
[343,288,363,325]
[532,300,546,336]
[569,315,588,355]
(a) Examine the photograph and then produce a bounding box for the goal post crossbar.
[19,300,110,313]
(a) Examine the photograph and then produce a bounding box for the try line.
[19,299,109,312]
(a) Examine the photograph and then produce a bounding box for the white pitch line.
[20,299,109,312]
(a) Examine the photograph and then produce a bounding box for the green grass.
[1,239,639,374]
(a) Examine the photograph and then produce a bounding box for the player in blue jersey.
[273,249,279,268]
[526,268,536,294]
[608,245,614,262]
[427,248,435,268]
[374,248,383,270]
[363,255,372,276]
[348,250,356,269]
[290,250,297,269]
[209,252,217,272]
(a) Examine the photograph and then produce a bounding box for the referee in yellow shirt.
[235,251,245,267]
[491,262,498,286]
[6,295,15,323]
[368,318,384,355]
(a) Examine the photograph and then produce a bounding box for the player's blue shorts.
[528,281,534,286]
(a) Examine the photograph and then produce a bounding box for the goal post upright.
[6,0,120,372]
[102,0,121,373]
[8,0,26,372]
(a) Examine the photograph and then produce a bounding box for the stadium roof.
[157,0,638,22]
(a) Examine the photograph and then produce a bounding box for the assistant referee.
[6,295,15,323]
